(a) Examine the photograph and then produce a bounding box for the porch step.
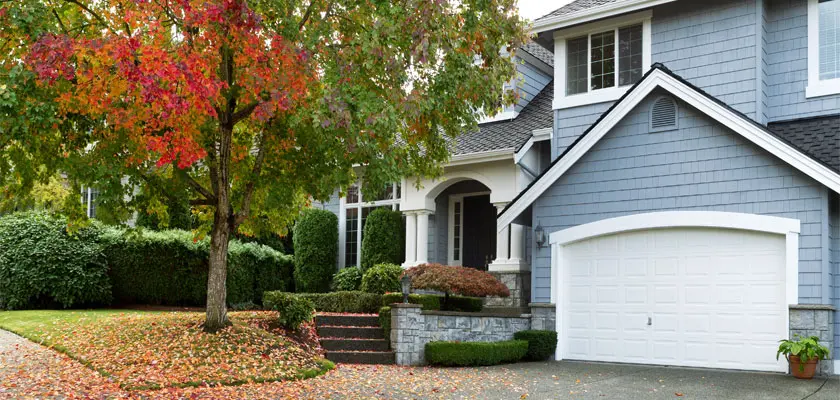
[321,338,390,352]
[316,326,384,339]
[315,314,380,327]
[325,351,395,365]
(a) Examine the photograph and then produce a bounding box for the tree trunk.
[204,203,232,332]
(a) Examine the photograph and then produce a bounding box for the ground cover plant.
[0,310,331,390]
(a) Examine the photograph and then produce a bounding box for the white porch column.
[509,223,525,262]
[402,212,417,268]
[493,203,510,264]
[415,211,430,265]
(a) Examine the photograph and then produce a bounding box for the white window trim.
[447,191,491,266]
[338,183,401,269]
[80,187,96,218]
[806,0,840,98]
[548,211,800,366]
[553,11,652,110]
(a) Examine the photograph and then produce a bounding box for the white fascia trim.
[806,0,840,98]
[514,128,554,164]
[498,68,840,231]
[516,51,554,76]
[478,109,518,124]
[550,211,801,362]
[447,148,514,167]
[533,0,673,34]
[552,11,652,110]
[532,127,553,141]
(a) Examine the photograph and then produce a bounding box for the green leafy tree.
[0,0,527,331]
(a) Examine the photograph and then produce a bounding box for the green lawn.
[0,309,158,343]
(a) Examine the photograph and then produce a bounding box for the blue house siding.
[553,103,612,160]
[765,0,840,121]
[514,59,551,114]
[532,92,829,304]
[652,0,760,119]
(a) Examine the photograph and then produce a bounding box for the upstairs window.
[555,11,651,109]
[807,0,840,97]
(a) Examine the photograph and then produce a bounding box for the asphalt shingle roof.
[452,81,554,155]
[768,115,840,174]
[519,42,554,67]
[536,0,622,21]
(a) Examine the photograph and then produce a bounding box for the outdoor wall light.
[534,222,546,249]
[400,274,412,303]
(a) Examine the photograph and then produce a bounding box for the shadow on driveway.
[486,361,839,400]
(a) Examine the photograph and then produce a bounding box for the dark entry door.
[462,195,496,270]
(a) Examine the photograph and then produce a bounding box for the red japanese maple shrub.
[404,264,510,304]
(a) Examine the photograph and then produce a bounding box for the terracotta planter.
[788,355,819,379]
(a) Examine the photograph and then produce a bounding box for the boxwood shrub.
[293,209,338,293]
[425,340,529,366]
[360,208,404,270]
[101,228,292,306]
[513,330,558,361]
[332,266,363,291]
[360,263,403,294]
[263,291,315,330]
[265,291,383,314]
[0,212,112,310]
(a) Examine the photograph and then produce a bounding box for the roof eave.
[532,0,677,34]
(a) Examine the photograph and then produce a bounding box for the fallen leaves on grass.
[19,311,329,390]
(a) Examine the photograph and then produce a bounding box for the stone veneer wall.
[485,271,531,307]
[789,305,835,376]
[390,303,553,365]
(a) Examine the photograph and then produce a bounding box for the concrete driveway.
[482,361,839,400]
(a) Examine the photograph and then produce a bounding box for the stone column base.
[789,304,835,376]
[485,271,531,308]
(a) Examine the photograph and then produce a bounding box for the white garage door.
[562,227,788,372]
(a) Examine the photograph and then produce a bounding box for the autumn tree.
[0,0,527,331]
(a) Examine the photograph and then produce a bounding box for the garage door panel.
[562,227,788,372]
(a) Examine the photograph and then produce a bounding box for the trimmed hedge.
[360,208,404,270]
[379,306,391,344]
[0,213,112,310]
[425,340,529,366]
[265,291,384,314]
[360,263,403,294]
[263,291,315,330]
[513,330,558,361]
[101,228,292,306]
[293,209,338,293]
[332,266,363,291]
[443,296,483,312]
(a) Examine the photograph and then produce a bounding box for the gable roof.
[519,42,554,67]
[769,115,840,174]
[451,80,553,155]
[497,64,840,230]
[532,0,676,33]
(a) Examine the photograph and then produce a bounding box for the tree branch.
[176,168,216,202]
[52,9,69,34]
[298,0,316,31]
[231,101,260,124]
[62,0,118,35]
[233,131,267,227]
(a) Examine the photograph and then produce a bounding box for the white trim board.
[549,211,800,370]
[532,0,675,34]
[447,148,514,167]
[497,67,840,231]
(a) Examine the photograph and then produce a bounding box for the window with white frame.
[80,187,99,218]
[341,183,401,268]
[554,11,651,109]
[807,0,840,97]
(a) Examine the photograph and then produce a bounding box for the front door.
[461,195,496,270]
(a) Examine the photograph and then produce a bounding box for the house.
[319,0,840,374]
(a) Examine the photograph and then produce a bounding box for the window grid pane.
[453,201,461,261]
[345,208,358,266]
[346,185,359,204]
[618,24,644,86]
[819,0,840,80]
[590,30,616,91]
[566,36,588,95]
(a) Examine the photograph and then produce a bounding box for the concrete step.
[325,351,395,365]
[315,314,380,327]
[321,338,390,352]
[316,326,384,339]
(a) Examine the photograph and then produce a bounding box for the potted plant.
[776,335,830,379]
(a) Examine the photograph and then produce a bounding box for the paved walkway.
[1,328,838,399]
